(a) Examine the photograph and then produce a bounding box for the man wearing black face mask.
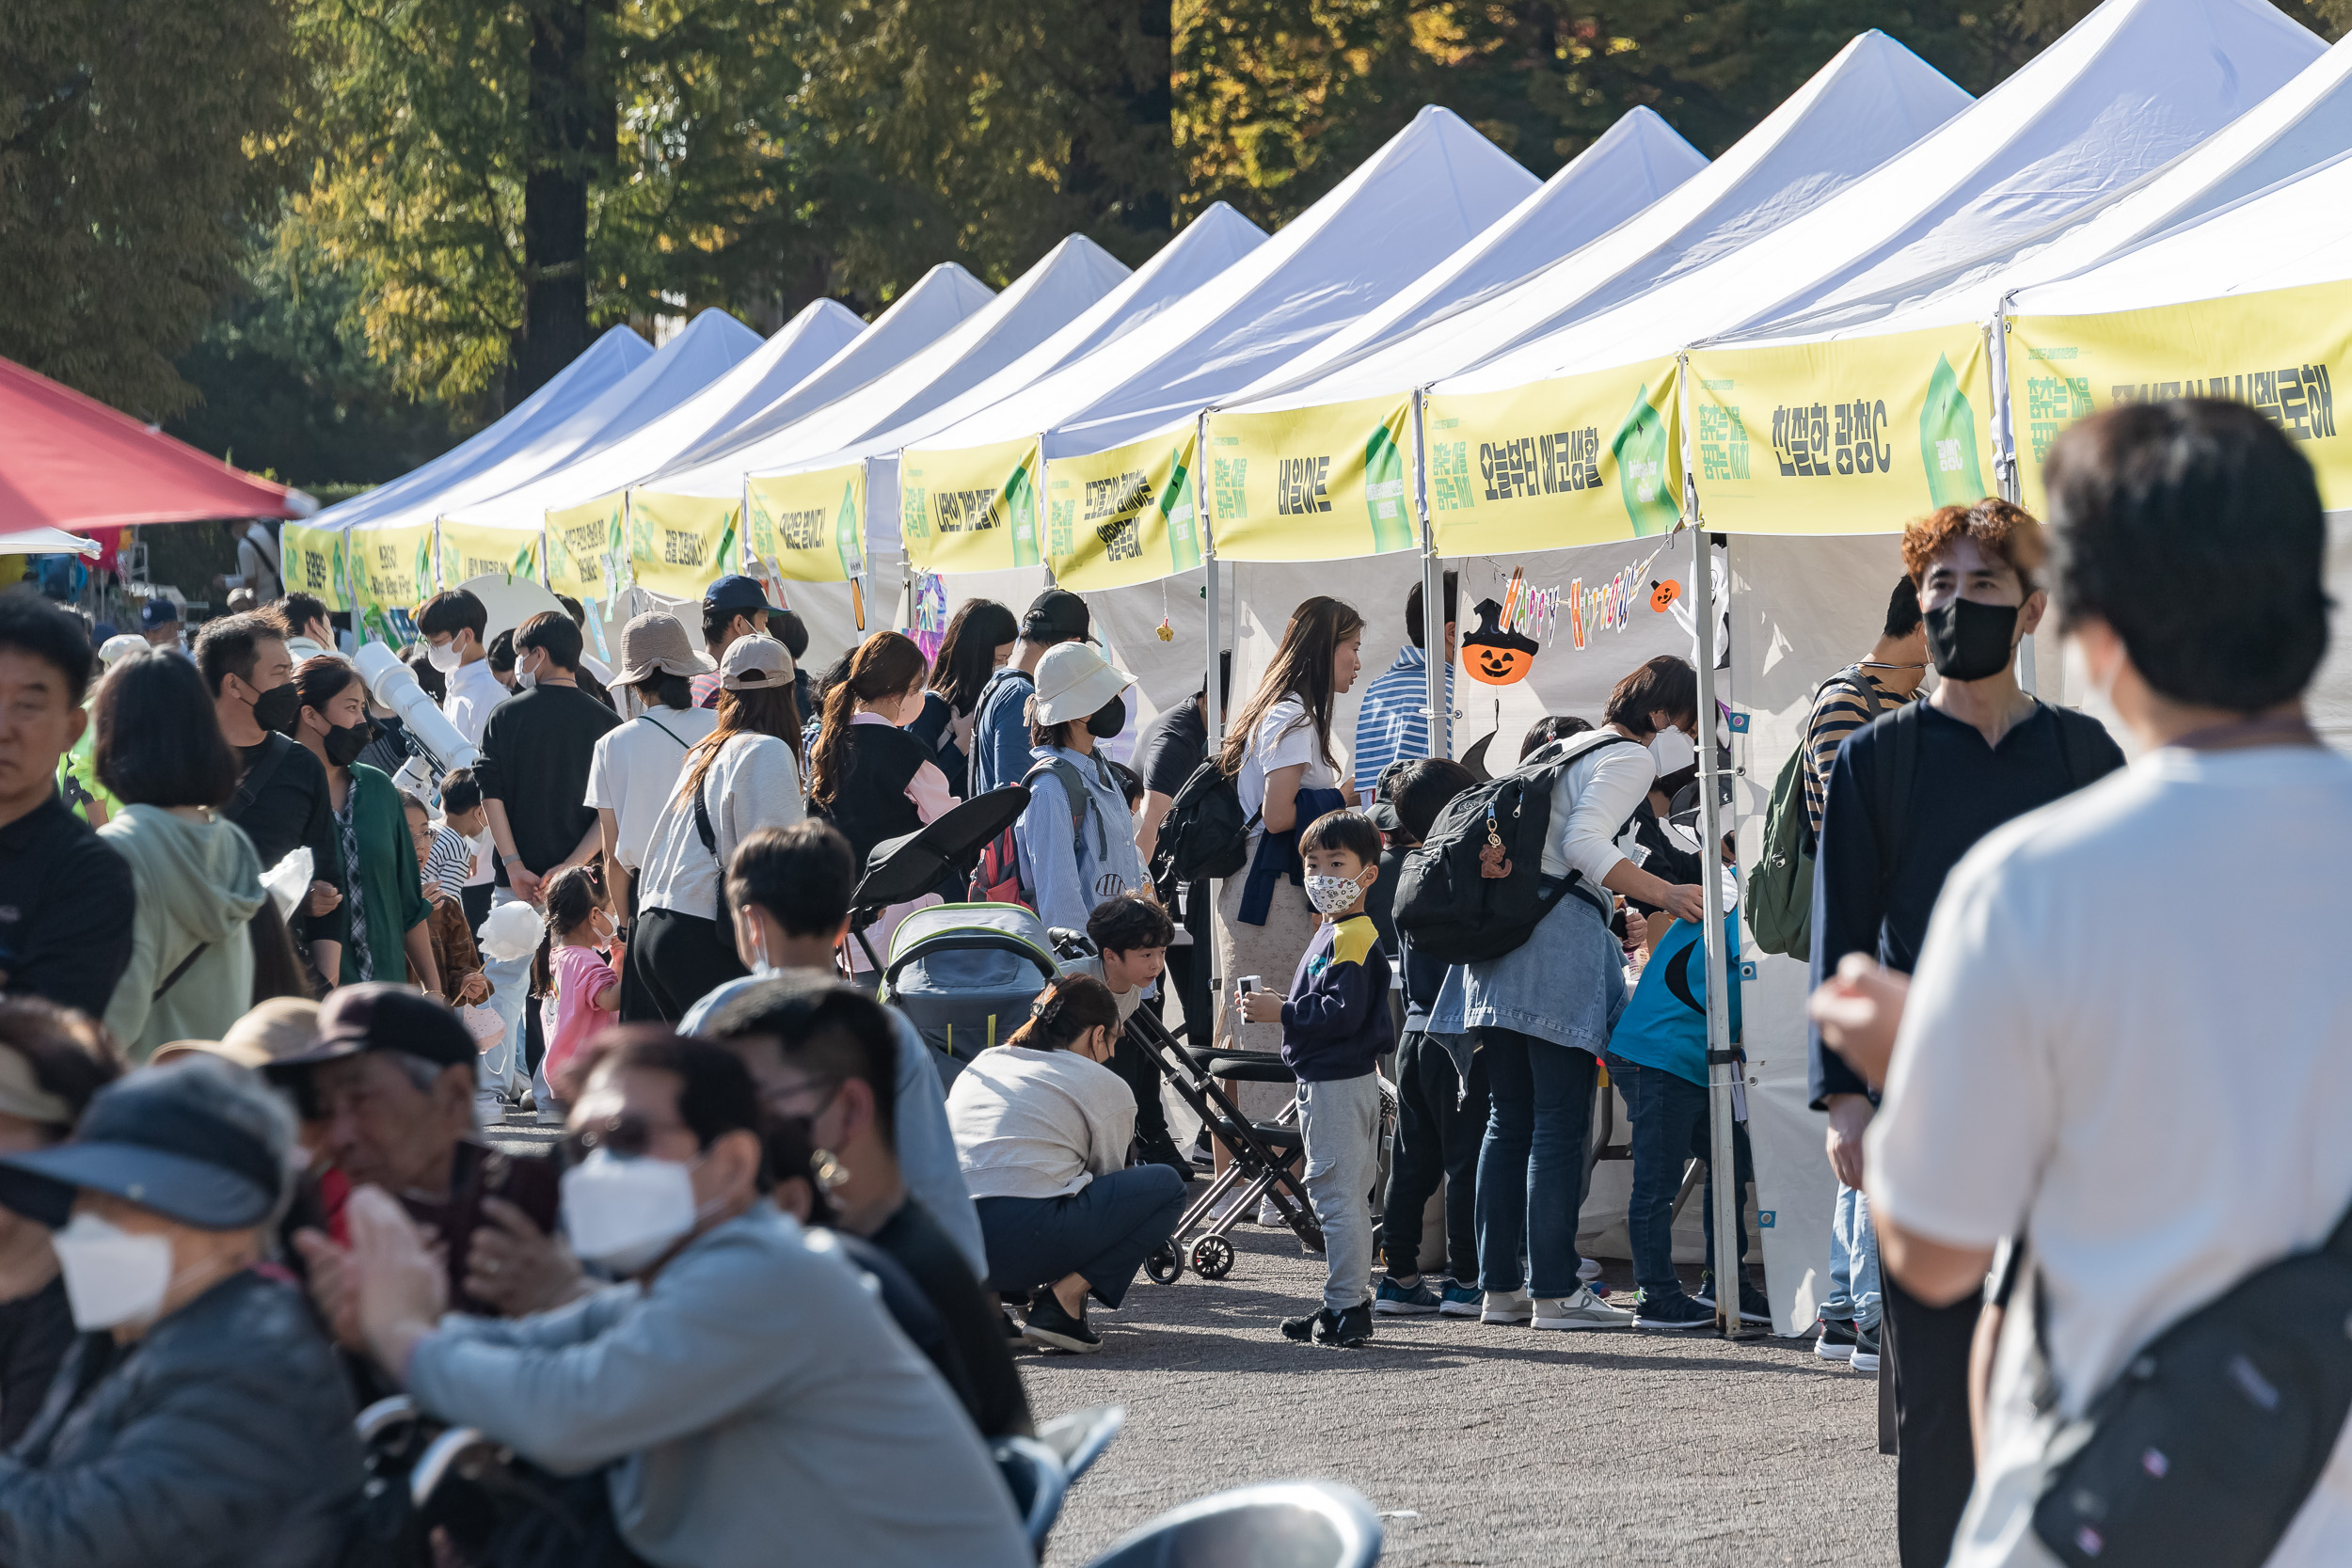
[195,611,347,983]
[1807,499,2122,1567]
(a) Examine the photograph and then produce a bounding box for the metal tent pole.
[1202,409,1226,1013]
[1691,516,1748,1337]
[1412,388,1447,761]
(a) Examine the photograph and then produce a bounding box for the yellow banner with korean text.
[627,491,739,601]
[899,438,1043,575]
[1683,325,1995,533]
[744,464,863,583]
[1422,363,1681,555]
[2009,282,2352,513]
[437,521,542,591]
[545,494,627,600]
[345,523,437,615]
[1204,396,1414,562]
[1044,424,1203,591]
[280,524,346,610]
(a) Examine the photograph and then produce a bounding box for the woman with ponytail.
[629,635,804,1022]
[945,974,1185,1354]
[807,631,955,971]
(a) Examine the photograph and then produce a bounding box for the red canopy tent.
[0,356,305,531]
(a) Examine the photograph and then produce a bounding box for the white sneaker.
[1531,1285,1636,1330]
[1576,1257,1602,1283]
[1480,1289,1533,1325]
[1255,1196,1287,1227]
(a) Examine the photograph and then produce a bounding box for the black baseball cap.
[0,1058,286,1228]
[1021,588,1090,643]
[264,982,477,1079]
[1366,760,1413,834]
[705,575,773,617]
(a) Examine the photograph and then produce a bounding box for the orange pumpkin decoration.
[1650,578,1680,613]
[1462,597,1538,686]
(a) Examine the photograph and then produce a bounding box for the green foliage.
[0,0,307,419]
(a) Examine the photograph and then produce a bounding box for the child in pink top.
[534,865,620,1109]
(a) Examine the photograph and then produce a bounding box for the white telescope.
[354,641,479,776]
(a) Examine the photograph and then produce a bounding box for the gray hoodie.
[98,805,262,1058]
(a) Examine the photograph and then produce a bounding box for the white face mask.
[1303,872,1363,916]
[515,657,539,692]
[52,1212,175,1331]
[561,1148,699,1275]
[427,639,464,674]
[469,827,495,852]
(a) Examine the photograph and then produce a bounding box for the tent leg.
[1413,389,1448,762]
[1692,522,1753,1338]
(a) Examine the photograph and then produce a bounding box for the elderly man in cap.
[0,1056,363,1568]
[278,984,569,1328]
[693,573,772,708]
[969,587,1094,797]
[136,597,183,654]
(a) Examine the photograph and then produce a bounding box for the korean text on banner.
[1422,364,1681,555]
[1684,326,1994,535]
[1205,396,1414,562]
[347,523,437,619]
[438,522,542,589]
[745,464,864,583]
[628,491,739,600]
[2009,281,2350,513]
[899,437,1043,575]
[545,494,627,600]
[1045,425,1202,591]
[280,524,345,610]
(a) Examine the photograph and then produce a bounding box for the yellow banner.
[745,464,864,583]
[280,524,345,610]
[1204,396,1414,562]
[545,494,627,600]
[1684,325,1995,533]
[2010,282,2352,512]
[1422,364,1681,554]
[1044,426,1203,591]
[626,492,739,600]
[437,521,541,590]
[346,523,437,615]
[899,438,1043,574]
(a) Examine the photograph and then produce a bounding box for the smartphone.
[1236,975,1261,995]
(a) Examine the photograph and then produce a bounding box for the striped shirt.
[423,826,476,900]
[1800,668,1907,836]
[1351,646,1454,790]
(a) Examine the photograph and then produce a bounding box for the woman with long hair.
[909,599,1018,798]
[807,631,954,971]
[629,635,805,1022]
[290,656,437,992]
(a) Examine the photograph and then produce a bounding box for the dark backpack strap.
[1870,701,1921,887]
[231,734,294,818]
[640,714,691,750]
[2044,704,2109,792]
[1022,758,1095,863]
[152,942,211,1002]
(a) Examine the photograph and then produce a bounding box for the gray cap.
[719,633,793,691]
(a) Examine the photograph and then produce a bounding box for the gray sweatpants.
[1298,1072,1382,1315]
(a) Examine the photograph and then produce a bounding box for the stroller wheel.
[1190,1234,1236,1280]
[1143,1243,1183,1285]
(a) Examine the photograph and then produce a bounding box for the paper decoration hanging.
[1463,594,1539,686]
[911,573,950,665]
[1650,578,1680,612]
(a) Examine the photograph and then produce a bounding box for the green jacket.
[97,805,263,1060]
[335,764,433,987]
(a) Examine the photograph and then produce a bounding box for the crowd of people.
[0,393,2337,1563]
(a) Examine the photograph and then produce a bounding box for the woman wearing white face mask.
[0,1055,364,1568]
[349,1032,1031,1568]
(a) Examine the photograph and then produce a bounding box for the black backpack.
[1149,759,1257,889]
[1391,730,1641,965]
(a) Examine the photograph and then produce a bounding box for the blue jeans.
[1820,1182,1882,1330]
[1474,1027,1595,1298]
[1604,1053,1752,1298]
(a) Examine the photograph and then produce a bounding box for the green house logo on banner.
[1613,387,1679,536]
[1921,355,1987,508]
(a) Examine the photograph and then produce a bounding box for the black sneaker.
[1281,1307,1338,1342]
[1023,1293,1102,1354]
[1136,1132,1197,1182]
[1190,1128,1215,1169]
[1851,1323,1882,1374]
[1002,1308,1025,1341]
[1692,1273,1773,1325]
[1631,1289,1715,1330]
[1320,1303,1375,1347]
[1815,1316,1857,1362]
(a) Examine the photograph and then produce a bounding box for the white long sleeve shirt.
[1538,735,1658,883]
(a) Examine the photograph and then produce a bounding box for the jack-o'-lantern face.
[1461,597,1537,687]
[1650,578,1680,613]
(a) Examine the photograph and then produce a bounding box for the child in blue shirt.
[1601,825,1762,1330]
[1237,808,1393,1347]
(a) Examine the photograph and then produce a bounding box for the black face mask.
[1924,597,2020,682]
[250,680,301,735]
[323,721,375,768]
[1087,693,1127,739]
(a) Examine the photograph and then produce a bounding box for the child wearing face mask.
[1235,808,1393,1349]
[534,865,620,1113]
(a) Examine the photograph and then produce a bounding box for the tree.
[0,0,305,418]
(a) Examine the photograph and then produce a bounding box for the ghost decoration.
[1462,597,1539,686]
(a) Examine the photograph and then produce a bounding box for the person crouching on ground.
[1239,808,1394,1349]
[946,974,1185,1354]
[1074,891,1192,1177]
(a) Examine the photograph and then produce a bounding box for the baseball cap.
[139,599,180,630]
[264,982,475,1078]
[705,575,773,617]
[615,610,701,684]
[1365,759,1412,834]
[719,633,792,691]
[1032,641,1133,725]
[154,997,322,1072]
[0,1057,288,1229]
[1020,589,1090,643]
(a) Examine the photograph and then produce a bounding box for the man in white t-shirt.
[1825,399,2352,1567]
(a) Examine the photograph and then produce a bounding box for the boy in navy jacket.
[1238,808,1392,1347]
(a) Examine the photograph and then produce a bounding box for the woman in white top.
[946,975,1186,1354]
[1211,596,1364,1057]
[630,634,804,1022]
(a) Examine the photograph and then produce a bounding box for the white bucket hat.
[1031,641,1133,726]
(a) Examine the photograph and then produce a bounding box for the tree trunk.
[507,0,604,403]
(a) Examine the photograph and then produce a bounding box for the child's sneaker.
[1531,1286,1636,1330]
[1319,1302,1375,1347]
[1438,1281,1484,1317]
[1632,1289,1715,1331]
[1480,1289,1533,1325]
[1373,1275,1441,1315]
[1692,1273,1773,1325]
[1851,1322,1882,1373]
[1281,1307,1337,1342]
[1815,1316,1858,1362]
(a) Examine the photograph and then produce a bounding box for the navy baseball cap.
[0,1058,286,1229]
[139,599,181,630]
[704,575,772,617]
